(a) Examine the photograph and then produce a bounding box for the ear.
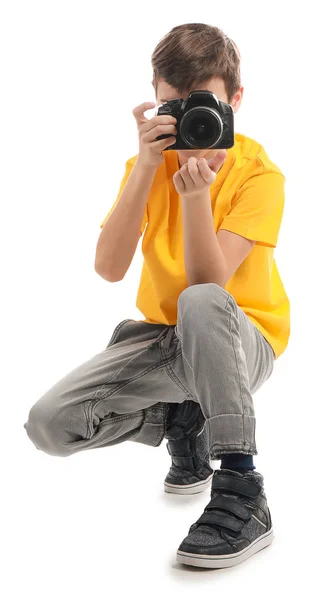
[230,87,244,112]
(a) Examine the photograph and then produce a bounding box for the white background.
[1,1,335,597]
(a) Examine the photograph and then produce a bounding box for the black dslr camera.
[156,90,234,150]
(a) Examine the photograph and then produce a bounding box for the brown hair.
[151,23,241,104]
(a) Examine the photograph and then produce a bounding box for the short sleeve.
[219,166,285,248]
[99,157,148,235]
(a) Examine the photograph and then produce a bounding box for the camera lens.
[180,107,223,148]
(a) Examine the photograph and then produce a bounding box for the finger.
[179,163,194,188]
[207,150,227,173]
[142,123,177,141]
[207,151,227,172]
[173,171,185,193]
[141,115,177,135]
[186,157,205,185]
[132,102,156,126]
[198,158,216,184]
[151,136,177,151]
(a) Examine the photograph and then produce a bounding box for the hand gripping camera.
[156,90,234,150]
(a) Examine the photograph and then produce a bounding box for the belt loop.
[162,326,175,351]
[148,326,170,349]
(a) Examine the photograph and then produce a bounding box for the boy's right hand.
[133,102,177,168]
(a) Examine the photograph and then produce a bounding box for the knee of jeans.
[24,401,73,458]
[178,283,236,318]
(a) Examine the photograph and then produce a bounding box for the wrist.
[181,189,211,202]
[134,158,158,181]
[135,157,159,174]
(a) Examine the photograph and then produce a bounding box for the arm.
[95,159,156,282]
[95,100,177,282]
[175,154,284,287]
[181,190,255,287]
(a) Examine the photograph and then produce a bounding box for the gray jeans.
[24,283,275,460]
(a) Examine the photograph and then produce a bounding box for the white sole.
[164,473,213,495]
[176,528,274,568]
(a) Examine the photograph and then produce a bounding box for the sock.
[219,453,255,473]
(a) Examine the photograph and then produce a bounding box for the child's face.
[154,77,242,165]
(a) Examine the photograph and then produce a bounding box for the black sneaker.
[176,468,274,568]
[164,400,213,495]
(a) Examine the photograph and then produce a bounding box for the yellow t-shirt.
[100,132,290,359]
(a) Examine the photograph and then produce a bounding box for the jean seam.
[95,412,141,425]
[207,412,249,418]
[89,318,139,403]
[175,333,193,372]
[106,319,131,348]
[252,328,274,382]
[90,346,181,405]
[212,443,255,447]
[160,345,195,397]
[88,406,165,447]
[212,446,257,455]
[84,400,91,438]
[90,353,186,415]
[86,409,141,440]
[174,331,198,399]
[226,295,246,446]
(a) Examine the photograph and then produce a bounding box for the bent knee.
[178,283,237,319]
[24,400,73,457]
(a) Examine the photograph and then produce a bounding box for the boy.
[24,23,290,569]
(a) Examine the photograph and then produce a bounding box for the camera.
[156,90,234,150]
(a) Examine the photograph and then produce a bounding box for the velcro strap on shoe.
[171,455,195,470]
[205,496,251,521]
[166,438,191,456]
[166,439,195,471]
[212,473,261,498]
[196,512,245,533]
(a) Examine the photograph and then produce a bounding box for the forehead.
[156,77,227,100]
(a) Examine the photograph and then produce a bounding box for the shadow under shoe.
[164,400,213,495]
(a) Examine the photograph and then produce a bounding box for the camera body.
[156,90,234,150]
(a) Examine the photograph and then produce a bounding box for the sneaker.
[176,468,274,568]
[164,400,213,495]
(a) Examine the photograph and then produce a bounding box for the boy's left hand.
[173,150,227,198]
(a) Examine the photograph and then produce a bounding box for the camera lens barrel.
[180,107,224,149]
